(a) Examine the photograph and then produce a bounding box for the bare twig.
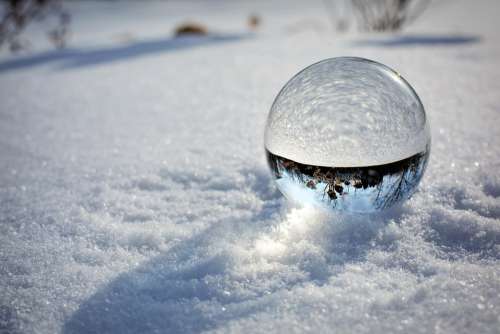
[0,0,70,52]
[351,0,430,32]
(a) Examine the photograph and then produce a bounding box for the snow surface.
[1,0,500,333]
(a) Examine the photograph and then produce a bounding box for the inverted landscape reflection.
[267,146,429,213]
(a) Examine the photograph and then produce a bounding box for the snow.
[1,0,499,333]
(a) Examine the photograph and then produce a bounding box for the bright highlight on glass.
[265,57,431,213]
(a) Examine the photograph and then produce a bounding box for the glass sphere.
[265,57,431,213]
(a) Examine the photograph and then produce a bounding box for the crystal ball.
[265,57,431,213]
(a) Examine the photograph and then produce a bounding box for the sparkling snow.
[1,0,499,333]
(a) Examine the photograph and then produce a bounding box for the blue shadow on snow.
[354,34,481,47]
[0,33,250,73]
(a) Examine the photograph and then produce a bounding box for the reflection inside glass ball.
[264,57,431,213]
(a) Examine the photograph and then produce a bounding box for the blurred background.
[0,0,473,53]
